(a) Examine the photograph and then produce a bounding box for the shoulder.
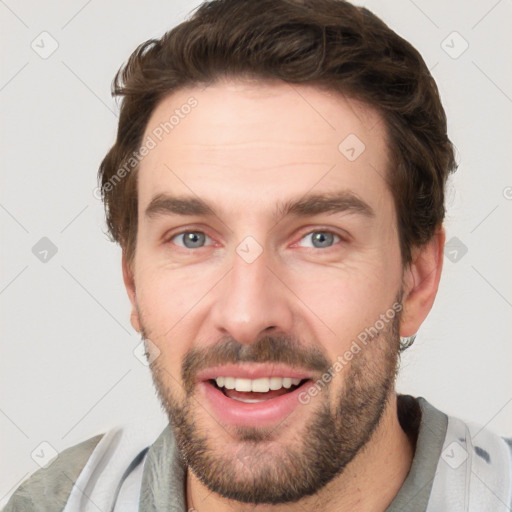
[427,403,512,510]
[2,433,104,512]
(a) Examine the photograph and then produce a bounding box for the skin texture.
[122,79,445,511]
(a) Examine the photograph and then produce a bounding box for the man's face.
[127,80,405,503]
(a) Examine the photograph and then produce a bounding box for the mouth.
[208,376,310,403]
[197,366,315,427]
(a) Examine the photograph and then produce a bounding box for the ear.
[400,226,445,337]
[122,253,141,333]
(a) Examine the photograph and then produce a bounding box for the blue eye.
[168,229,342,251]
[171,231,212,249]
[298,231,341,249]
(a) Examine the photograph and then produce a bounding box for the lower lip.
[199,380,311,427]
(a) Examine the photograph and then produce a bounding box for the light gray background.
[1,0,511,505]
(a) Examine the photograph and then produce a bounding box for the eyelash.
[165,227,346,251]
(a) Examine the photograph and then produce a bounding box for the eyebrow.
[144,191,375,222]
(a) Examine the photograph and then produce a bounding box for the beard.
[140,298,401,505]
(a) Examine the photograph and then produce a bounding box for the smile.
[197,365,315,427]
[211,376,307,403]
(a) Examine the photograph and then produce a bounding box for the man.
[5,0,511,511]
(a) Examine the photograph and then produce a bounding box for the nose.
[210,245,294,345]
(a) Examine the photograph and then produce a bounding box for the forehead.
[137,79,391,217]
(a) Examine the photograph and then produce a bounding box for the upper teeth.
[215,377,302,392]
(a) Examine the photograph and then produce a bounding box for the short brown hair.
[98,0,456,267]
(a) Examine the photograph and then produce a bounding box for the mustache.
[179,334,331,394]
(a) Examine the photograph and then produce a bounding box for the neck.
[186,393,415,512]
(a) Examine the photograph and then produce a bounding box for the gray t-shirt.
[4,395,512,511]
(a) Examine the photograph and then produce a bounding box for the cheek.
[133,264,195,364]
[280,215,401,332]
[134,255,200,324]
[133,261,224,369]
[286,256,400,351]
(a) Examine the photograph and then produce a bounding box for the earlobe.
[130,308,141,333]
[122,253,141,333]
[400,227,445,337]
